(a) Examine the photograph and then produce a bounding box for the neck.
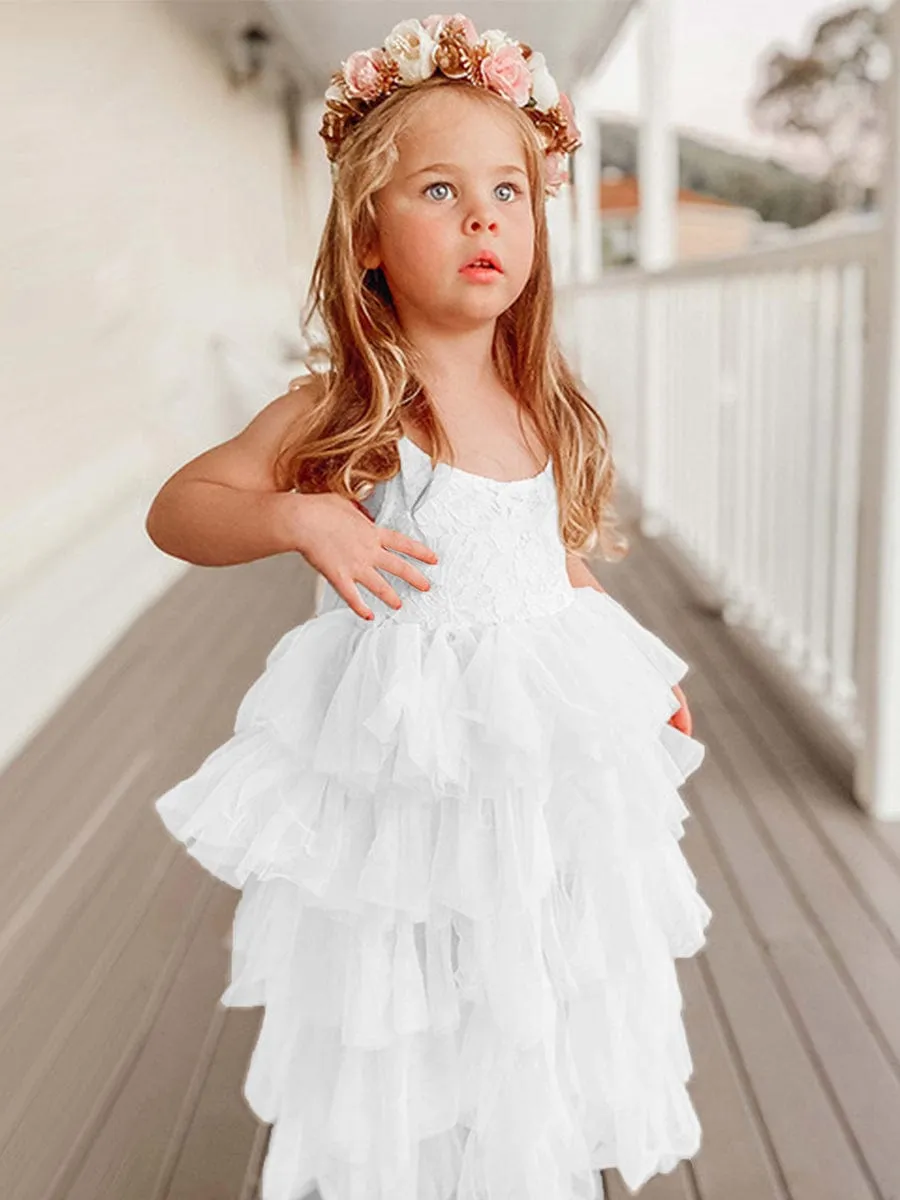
[404,321,503,413]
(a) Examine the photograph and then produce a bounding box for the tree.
[750,4,890,211]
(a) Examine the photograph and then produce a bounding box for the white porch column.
[853,0,900,818]
[572,89,601,282]
[635,0,677,537]
[637,0,676,270]
[547,175,575,285]
[595,115,604,277]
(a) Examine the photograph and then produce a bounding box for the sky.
[583,0,888,168]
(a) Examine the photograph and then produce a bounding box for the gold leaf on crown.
[318,15,581,196]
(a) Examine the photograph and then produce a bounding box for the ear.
[359,231,382,272]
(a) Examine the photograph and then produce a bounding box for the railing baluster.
[555,227,876,794]
[832,264,865,737]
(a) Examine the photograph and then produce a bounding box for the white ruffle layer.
[155,587,712,1200]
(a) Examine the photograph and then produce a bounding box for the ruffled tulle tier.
[154,587,712,1200]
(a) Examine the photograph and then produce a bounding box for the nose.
[464,206,499,235]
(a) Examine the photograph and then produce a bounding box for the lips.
[461,249,503,273]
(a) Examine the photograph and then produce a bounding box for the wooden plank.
[162,1008,266,1200]
[613,525,900,1194]
[0,554,317,1200]
[60,885,238,1200]
[0,555,312,975]
[15,513,900,1200]
[0,566,211,798]
[600,947,784,1200]
[687,779,877,1198]
[684,691,900,1194]
[239,1124,271,1200]
[644,535,900,971]
[0,557,309,921]
[0,568,298,1021]
[680,954,786,1200]
[595,528,887,1197]
[0,808,180,1141]
[0,569,234,913]
[634,517,900,888]
[605,516,900,946]
[0,856,214,1199]
[602,1162,695,1198]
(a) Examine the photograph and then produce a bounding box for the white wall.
[0,0,586,772]
[0,1,311,770]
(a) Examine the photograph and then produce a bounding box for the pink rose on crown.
[421,13,446,38]
[558,91,582,145]
[343,48,387,101]
[480,42,532,107]
[423,12,478,43]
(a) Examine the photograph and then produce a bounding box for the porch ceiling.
[266,0,636,95]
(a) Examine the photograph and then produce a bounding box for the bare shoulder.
[163,375,323,494]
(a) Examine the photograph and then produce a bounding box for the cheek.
[382,207,453,273]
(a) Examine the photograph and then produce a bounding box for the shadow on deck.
[2,491,900,1200]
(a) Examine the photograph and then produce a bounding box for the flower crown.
[319,12,582,197]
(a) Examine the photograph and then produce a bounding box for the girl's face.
[363,88,536,333]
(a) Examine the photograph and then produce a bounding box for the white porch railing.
[556,229,880,788]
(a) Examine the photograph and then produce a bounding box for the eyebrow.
[408,162,528,179]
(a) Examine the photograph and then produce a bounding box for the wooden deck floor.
[2,499,900,1200]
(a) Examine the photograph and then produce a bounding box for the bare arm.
[566,552,605,593]
[145,380,318,567]
[144,380,440,622]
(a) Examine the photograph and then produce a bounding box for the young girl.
[149,14,712,1200]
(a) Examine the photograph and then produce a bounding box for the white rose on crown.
[384,19,438,85]
[480,29,518,54]
[526,51,560,109]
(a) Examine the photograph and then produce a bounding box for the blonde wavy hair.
[275,75,628,561]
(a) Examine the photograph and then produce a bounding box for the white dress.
[154,434,713,1200]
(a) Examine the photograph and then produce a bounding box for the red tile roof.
[599,176,738,214]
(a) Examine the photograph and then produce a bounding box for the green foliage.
[599,119,836,229]
[750,3,888,209]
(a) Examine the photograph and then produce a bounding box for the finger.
[375,548,434,593]
[669,708,693,736]
[356,565,403,611]
[380,528,439,563]
[334,573,376,621]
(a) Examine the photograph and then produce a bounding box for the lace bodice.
[315,435,576,628]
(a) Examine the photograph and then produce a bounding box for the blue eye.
[495,181,522,201]
[422,181,523,202]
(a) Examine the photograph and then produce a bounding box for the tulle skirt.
[154,586,712,1200]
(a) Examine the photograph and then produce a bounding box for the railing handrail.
[556,226,882,291]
